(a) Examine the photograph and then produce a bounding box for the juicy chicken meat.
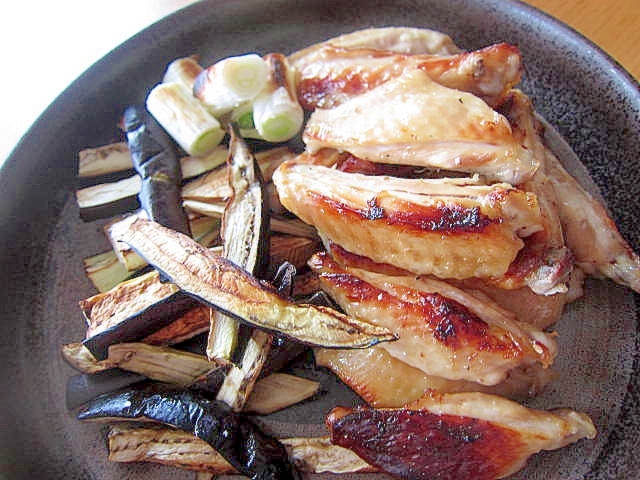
[292,43,522,110]
[288,26,461,64]
[326,241,572,329]
[315,346,557,407]
[326,391,596,480]
[500,89,640,293]
[274,160,543,280]
[303,69,538,184]
[309,252,557,386]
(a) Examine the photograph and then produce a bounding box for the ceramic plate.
[1,0,638,478]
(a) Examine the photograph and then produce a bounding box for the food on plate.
[292,42,521,110]
[206,124,270,367]
[111,217,395,349]
[63,25,640,480]
[314,347,556,407]
[78,387,302,480]
[302,69,539,184]
[122,105,192,236]
[309,251,556,385]
[274,160,546,281]
[326,391,596,480]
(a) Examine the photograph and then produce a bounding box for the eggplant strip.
[244,372,320,415]
[208,124,270,365]
[106,343,223,387]
[122,105,191,236]
[107,425,375,474]
[81,270,199,360]
[111,217,395,348]
[78,388,301,480]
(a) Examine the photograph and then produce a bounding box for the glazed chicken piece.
[500,89,640,293]
[303,69,538,184]
[292,43,522,110]
[288,26,461,64]
[309,252,557,386]
[315,346,557,407]
[326,241,573,329]
[326,391,596,480]
[274,160,543,280]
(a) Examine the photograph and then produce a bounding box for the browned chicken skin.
[274,160,543,281]
[293,42,522,110]
[309,252,557,386]
[326,391,596,480]
[302,69,538,184]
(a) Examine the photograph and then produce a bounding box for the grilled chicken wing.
[315,346,556,407]
[293,43,521,110]
[500,89,640,293]
[325,241,571,329]
[326,391,596,480]
[288,27,461,64]
[274,160,543,280]
[303,69,538,184]
[309,252,557,386]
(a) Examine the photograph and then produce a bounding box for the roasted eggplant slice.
[78,388,301,480]
[107,424,374,475]
[208,124,270,364]
[81,270,199,359]
[326,391,596,480]
[122,105,191,236]
[111,217,394,348]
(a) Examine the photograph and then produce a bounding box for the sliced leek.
[146,82,225,157]
[252,53,303,142]
[194,54,268,116]
[162,55,203,89]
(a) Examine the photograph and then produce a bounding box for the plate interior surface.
[0,0,638,478]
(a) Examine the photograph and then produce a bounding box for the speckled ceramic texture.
[0,0,638,478]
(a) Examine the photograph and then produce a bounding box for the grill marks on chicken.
[309,252,556,386]
[326,392,596,480]
[293,43,522,110]
[303,69,538,184]
[274,161,542,280]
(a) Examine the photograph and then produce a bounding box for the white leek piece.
[252,53,304,143]
[162,55,203,89]
[229,101,261,139]
[146,82,225,157]
[194,53,268,116]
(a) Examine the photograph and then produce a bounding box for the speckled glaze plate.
[1,0,638,478]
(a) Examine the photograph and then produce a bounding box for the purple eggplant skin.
[82,291,198,360]
[66,369,146,410]
[122,106,191,236]
[78,387,301,480]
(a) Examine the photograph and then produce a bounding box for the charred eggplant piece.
[111,217,395,348]
[208,123,270,364]
[107,424,374,474]
[81,271,199,360]
[122,105,191,236]
[78,388,301,480]
[66,369,145,410]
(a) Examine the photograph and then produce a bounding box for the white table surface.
[0,0,197,167]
